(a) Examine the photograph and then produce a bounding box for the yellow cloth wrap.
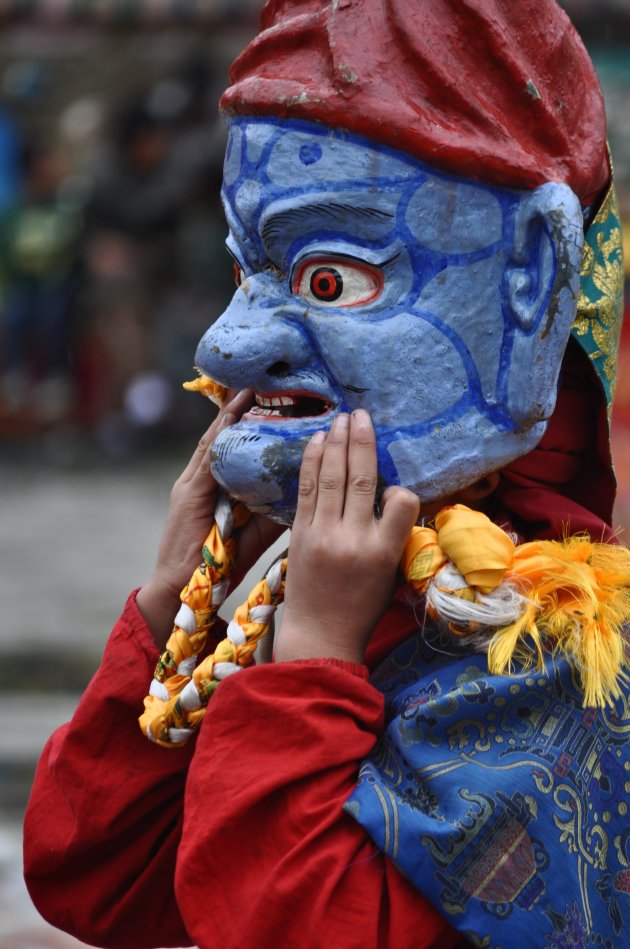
[152,529,237,686]
[138,495,252,745]
[401,527,446,593]
[139,547,287,746]
[435,504,515,592]
[191,566,288,693]
[139,697,172,746]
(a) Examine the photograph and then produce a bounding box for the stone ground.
[0,445,286,947]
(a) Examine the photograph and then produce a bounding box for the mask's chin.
[209,419,320,525]
[209,410,549,524]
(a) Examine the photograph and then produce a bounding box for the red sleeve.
[23,590,195,949]
[176,659,460,949]
[25,594,460,949]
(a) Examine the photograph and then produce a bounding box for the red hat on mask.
[222,0,609,207]
[222,0,620,542]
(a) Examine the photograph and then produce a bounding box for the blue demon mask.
[195,118,584,524]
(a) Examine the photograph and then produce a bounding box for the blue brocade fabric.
[344,624,630,948]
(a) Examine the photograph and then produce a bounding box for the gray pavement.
[0,461,172,653]
[0,454,288,947]
[1,457,173,946]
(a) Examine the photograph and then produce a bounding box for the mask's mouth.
[245,389,335,421]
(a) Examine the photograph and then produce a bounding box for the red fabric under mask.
[494,339,617,543]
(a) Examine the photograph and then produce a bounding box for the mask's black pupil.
[311,266,343,301]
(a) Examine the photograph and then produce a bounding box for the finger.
[294,430,326,527]
[180,389,254,485]
[312,413,350,523]
[379,486,421,549]
[177,418,228,486]
[343,409,378,526]
[221,387,254,421]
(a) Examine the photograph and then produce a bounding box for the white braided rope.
[426,563,530,630]
[180,678,202,711]
[227,620,247,646]
[212,579,230,606]
[266,559,283,595]
[174,602,196,634]
[167,727,195,744]
[432,563,467,591]
[249,604,276,624]
[150,680,169,701]
[147,548,287,743]
[213,661,242,679]
[147,723,194,745]
[198,553,287,688]
[147,490,237,702]
[178,656,197,677]
[214,491,234,540]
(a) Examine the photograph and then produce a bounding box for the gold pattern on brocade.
[572,184,624,413]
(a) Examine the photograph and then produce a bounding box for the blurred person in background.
[0,139,81,424]
[81,85,228,454]
[0,103,22,215]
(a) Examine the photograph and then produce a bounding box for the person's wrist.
[150,563,186,603]
[136,576,182,648]
[274,610,365,664]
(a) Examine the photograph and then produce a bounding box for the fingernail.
[311,430,326,444]
[332,412,349,429]
[352,408,372,429]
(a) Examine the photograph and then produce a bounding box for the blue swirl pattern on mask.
[196,118,582,520]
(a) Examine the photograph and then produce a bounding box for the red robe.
[24,590,460,949]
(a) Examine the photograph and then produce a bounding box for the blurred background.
[0,1,629,945]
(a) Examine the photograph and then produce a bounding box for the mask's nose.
[195,274,312,389]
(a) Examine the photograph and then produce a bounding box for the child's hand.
[274,410,420,664]
[137,389,283,646]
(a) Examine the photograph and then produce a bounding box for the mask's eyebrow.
[260,202,394,254]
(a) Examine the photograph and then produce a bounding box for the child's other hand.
[274,410,420,664]
[137,389,282,647]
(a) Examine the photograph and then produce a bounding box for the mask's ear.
[504,182,584,429]
[505,183,583,335]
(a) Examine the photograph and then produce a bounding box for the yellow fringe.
[486,538,630,707]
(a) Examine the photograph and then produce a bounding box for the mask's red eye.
[293,257,383,308]
[233,261,243,287]
[310,266,343,302]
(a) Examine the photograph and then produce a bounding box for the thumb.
[379,486,420,548]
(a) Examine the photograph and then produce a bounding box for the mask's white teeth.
[255,393,298,408]
[249,405,283,417]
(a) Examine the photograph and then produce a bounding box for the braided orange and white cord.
[139,377,630,746]
[140,499,630,746]
[139,490,287,747]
